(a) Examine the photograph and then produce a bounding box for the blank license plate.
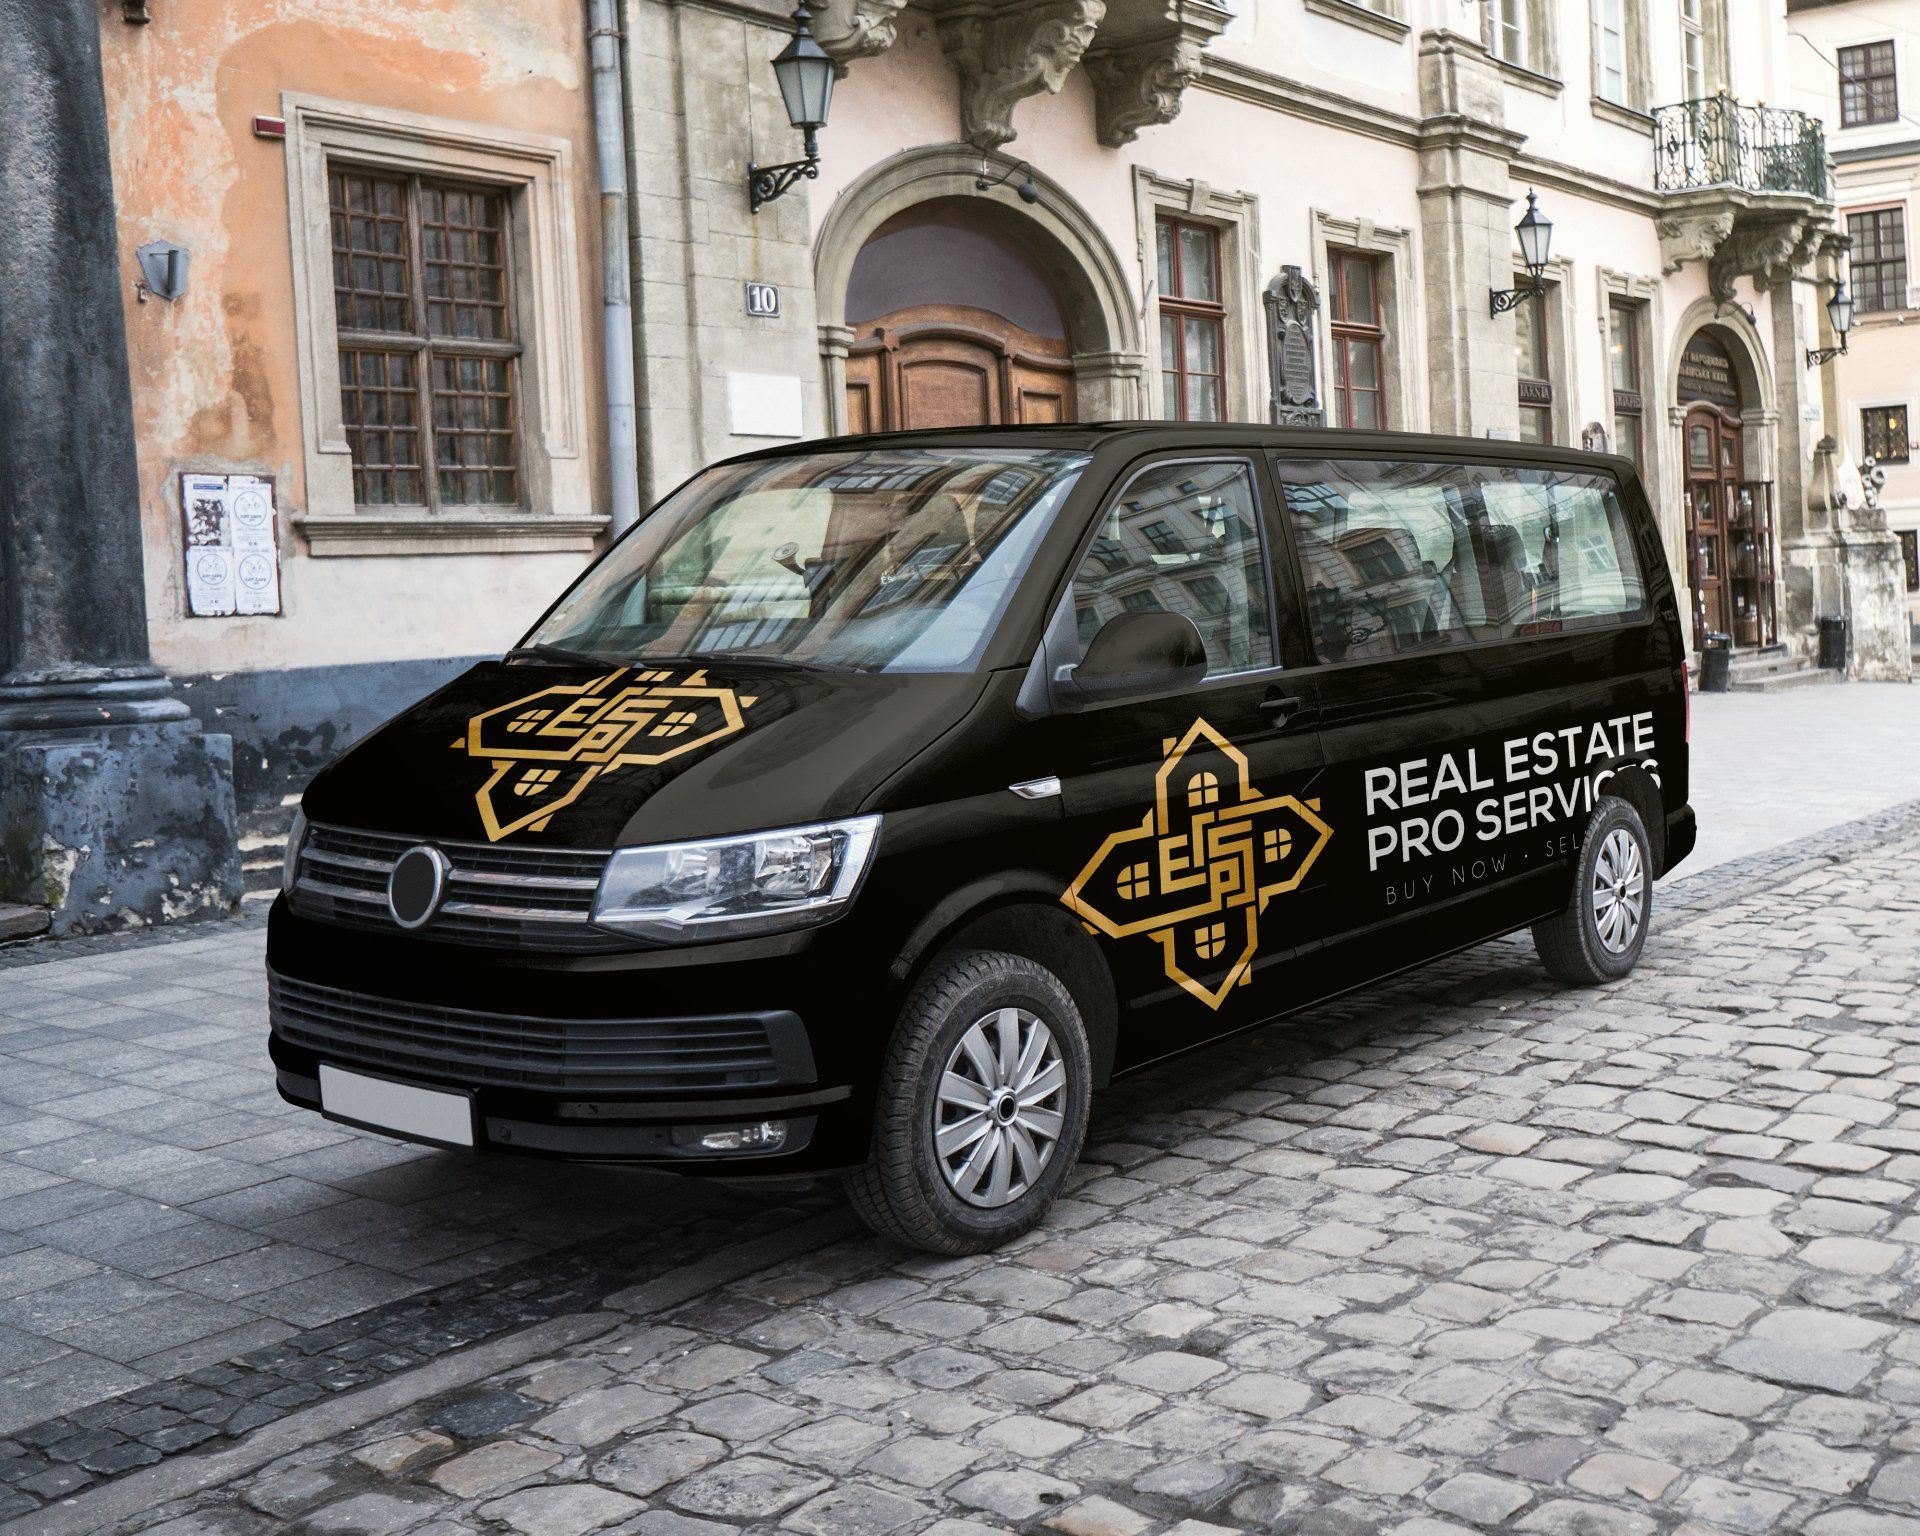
[319,1064,474,1148]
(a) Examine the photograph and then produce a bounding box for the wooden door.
[844,304,1076,433]
[1683,404,1740,651]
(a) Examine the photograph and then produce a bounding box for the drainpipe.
[588,0,641,536]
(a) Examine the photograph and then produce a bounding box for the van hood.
[300,657,983,848]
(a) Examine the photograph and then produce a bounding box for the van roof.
[725,421,1640,477]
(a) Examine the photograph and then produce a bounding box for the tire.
[845,949,1091,1255]
[1532,796,1653,985]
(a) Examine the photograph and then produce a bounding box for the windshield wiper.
[627,650,818,673]
[506,642,614,667]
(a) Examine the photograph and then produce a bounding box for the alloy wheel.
[1591,826,1646,954]
[933,1006,1067,1208]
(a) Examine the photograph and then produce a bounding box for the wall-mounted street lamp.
[976,160,1041,205]
[1489,190,1554,316]
[748,2,836,215]
[1806,281,1855,367]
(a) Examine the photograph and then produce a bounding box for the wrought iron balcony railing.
[1652,96,1829,200]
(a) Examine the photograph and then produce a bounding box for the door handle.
[1260,691,1309,725]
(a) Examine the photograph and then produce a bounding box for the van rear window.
[1274,459,1647,665]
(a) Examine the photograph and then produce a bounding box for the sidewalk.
[1679,681,1920,879]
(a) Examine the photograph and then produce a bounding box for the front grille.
[270,974,786,1093]
[290,823,621,953]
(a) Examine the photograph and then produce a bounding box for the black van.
[271,425,1693,1253]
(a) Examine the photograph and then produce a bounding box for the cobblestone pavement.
[6,803,1910,1536]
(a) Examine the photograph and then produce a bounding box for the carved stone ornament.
[1581,421,1610,454]
[810,0,912,68]
[1263,265,1324,427]
[934,0,1107,151]
[1707,208,1827,304]
[1655,208,1737,276]
[1084,34,1204,147]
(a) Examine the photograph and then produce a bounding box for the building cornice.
[1512,152,1662,215]
[1194,55,1421,147]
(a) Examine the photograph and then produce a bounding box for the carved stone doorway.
[842,200,1079,431]
[1677,325,1776,651]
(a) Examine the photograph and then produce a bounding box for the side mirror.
[1058,611,1207,705]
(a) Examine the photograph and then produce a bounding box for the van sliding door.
[1265,452,1664,994]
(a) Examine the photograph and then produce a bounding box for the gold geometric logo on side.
[1062,717,1333,1012]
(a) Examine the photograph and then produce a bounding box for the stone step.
[1730,666,1842,693]
[1725,651,1807,680]
[0,904,51,943]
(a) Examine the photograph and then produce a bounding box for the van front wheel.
[846,949,1091,1255]
[1532,797,1653,985]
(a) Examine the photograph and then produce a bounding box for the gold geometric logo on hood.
[458,667,755,841]
[1062,718,1332,1011]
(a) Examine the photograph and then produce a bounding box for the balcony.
[1652,97,1830,199]
[1650,97,1836,305]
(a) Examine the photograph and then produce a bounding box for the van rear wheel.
[846,949,1090,1255]
[1533,796,1652,985]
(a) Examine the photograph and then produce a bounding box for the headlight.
[281,808,310,894]
[592,816,881,942]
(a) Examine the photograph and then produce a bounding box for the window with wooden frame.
[329,166,521,509]
[1593,0,1627,103]
[1327,249,1386,429]
[1863,404,1912,465]
[1839,41,1898,128]
[1493,0,1527,66]
[1156,217,1226,422]
[1514,286,1553,444]
[1680,0,1708,97]
[1608,301,1645,470]
[1848,207,1909,312]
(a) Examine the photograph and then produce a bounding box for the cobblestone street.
[0,776,1913,1533]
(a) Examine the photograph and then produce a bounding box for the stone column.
[0,0,240,933]
[1415,29,1526,438]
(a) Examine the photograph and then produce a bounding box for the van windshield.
[528,447,1090,673]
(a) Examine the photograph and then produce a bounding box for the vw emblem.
[387,845,451,929]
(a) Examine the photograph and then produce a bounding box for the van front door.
[1036,456,1334,1073]
[1267,452,1665,991]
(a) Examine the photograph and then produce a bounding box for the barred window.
[1848,208,1909,313]
[1839,41,1898,128]
[1863,404,1911,466]
[329,167,521,508]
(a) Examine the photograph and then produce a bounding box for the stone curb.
[1,1208,860,1536]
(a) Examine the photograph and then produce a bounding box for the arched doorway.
[843,201,1076,431]
[1677,326,1776,651]
[814,147,1147,434]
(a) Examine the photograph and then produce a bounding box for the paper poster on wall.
[180,472,282,617]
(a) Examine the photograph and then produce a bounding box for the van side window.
[1069,460,1274,675]
[1479,473,1647,634]
[1275,458,1649,663]
[1273,459,1481,664]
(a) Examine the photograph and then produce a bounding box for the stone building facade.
[1789,0,1920,643]
[2,0,1910,931]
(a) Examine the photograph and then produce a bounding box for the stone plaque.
[1263,265,1323,427]
[1678,330,1741,409]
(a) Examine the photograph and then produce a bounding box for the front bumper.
[266,896,891,1173]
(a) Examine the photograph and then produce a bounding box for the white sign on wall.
[726,372,805,439]
[181,472,282,617]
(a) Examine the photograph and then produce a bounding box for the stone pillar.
[1788,243,1910,679]
[1415,30,1526,438]
[0,0,241,933]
